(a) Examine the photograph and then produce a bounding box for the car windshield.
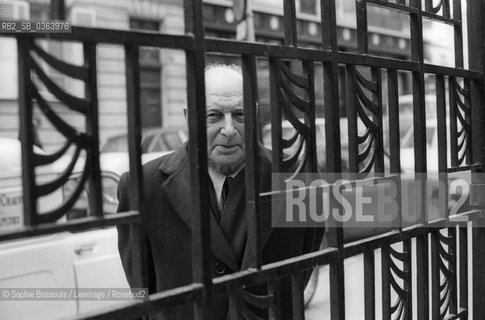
[401,125,437,148]
[100,136,127,153]
[100,130,185,153]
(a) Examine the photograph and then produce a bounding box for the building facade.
[0,0,432,151]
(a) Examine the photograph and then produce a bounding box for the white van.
[0,138,129,320]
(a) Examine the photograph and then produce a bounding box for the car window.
[100,137,127,153]
[141,135,154,153]
[163,132,182,150]
[150,136,167,152]
[401,125,436,148]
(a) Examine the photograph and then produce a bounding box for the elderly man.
[117,64,322,319]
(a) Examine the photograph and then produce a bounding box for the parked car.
[100,127,187,154]
[60,126,187,217]
[0,138,129,320]
[262,118,352,172]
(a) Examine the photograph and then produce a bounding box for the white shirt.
[208,167,243,211]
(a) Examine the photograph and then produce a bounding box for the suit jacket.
[117,143,323,319]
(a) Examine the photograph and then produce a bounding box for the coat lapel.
[159,145,239,272]
[159,143,275,272]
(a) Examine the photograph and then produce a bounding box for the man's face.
[205,67,245,176]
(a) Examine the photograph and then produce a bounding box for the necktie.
[220,177,233,211]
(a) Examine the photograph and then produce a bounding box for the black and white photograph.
[0,0,484,319]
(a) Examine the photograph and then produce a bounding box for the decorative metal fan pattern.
[19,38,99,223]
[449,77,471,168]
[269,59,317,174]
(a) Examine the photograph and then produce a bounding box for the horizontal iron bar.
[78,284,204,320]
[445,163,482,172]
[343,211,485,257]
[205,37,333,60]
[211,247,339,295]
[367,0,419,14]
[421,11,462,26]
[8,26,194,49]
[332,51,419,70]
[424,64,480,78]
[78,300,150,320]
[150,283,204,312]
[0,211,139,242]
[206,38,420,70]
[6,30,479,78]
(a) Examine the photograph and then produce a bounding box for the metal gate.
[3,0,485,319]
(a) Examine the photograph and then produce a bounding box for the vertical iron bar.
[468,0,485,318]
[283,0,297,47]
[49,0,65,20]
[424,0,432,11]
[356,0,368,54]
[387,69,402,230]
[467,0,485,209]
[242,54,261,269]
[125,44,149,289]
[84,43,103,217]
[124,46,143,222]
[409,0,427,175]
[410,1,429,319]
[184,0,212,319]
[229,287,243,320]
[346,65,359,173]
[321,0,345,319]
[268,280,282,320]
[453,0,463,69]
[436,76,448,173]
[18,37,36,226]
[364,251,375,320]
[269,58,283,172]
[404,239,412,319]
[449,77,458,168]
[459,226,468,312]
[381,244,391,320]
[465,79,473,165]
[431,231,440,319]
[291,273,305,320]
[449,227,457,315]
[303,60,318,172]
[436,76,449,221]
[442,0,450,19]
[373,67,384,173]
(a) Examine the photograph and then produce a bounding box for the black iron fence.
[2,0,485,319]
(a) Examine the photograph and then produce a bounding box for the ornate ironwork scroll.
[382,241,412,320]
[346,65,384,174]
[269,58,317,175]
[431,228,457,319]
[18,37,101,224]
[449,77,472,168]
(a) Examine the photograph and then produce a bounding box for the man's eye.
[233,111,245,121]
[206,112,222,122]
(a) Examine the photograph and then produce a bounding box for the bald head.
[205,65,243,97]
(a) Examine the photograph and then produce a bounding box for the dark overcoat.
[117,144,323,319]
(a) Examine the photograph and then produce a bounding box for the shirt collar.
[208,166,244,207]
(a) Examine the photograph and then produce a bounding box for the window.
[130,19,162,129]
[0,1,29,99]
[298,0,317,15]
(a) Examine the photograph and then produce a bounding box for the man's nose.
[220,113,236,137]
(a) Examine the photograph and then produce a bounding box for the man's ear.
[183,108,188,119]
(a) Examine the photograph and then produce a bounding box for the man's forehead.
[206,93,243,112]
[205,67,243,93]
